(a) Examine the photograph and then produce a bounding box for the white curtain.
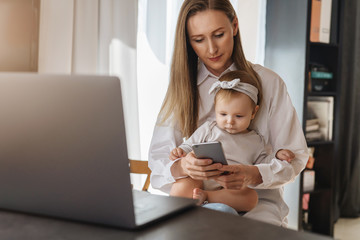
[37,0,267,192]
[137,0,183,161]
[38,0,141,161]
[98,0,140,161]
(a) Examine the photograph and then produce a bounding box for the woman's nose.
[208,39,218,55]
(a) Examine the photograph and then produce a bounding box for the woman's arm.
[148,120,185,193]
[148,120,222,193]
[251,68,308,189]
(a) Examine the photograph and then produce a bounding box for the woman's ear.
[251,105,260,119]
[232,17,239,36]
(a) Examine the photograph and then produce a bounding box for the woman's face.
[187,10,238,76]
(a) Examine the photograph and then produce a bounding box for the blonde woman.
[148,0,308,227]
[168,70,295,213]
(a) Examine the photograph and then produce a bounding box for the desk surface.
[0,207,332,240]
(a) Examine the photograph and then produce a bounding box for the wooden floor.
[334,217,360,240]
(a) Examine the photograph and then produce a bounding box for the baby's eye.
[236,115,242,118]
[220,113,227,116]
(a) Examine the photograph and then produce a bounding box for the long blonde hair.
[159,0,262,138]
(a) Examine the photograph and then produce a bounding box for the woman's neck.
[204,61,234,77]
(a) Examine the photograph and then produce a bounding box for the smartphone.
[192,141,228,165]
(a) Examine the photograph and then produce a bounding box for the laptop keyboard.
[133,191,156,215]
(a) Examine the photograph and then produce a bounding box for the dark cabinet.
[265,0,343,236]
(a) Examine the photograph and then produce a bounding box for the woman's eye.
[194,38,203,43]
[215,33,224,38]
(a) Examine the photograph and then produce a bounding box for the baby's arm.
[169,147,186,161]
[276,149,295,163]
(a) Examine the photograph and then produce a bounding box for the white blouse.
[178,121,268,166]
[148,62,308,226]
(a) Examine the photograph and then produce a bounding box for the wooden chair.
[129,159,151,191]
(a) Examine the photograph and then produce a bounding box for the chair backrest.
[129,159,151,191]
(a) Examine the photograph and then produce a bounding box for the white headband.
[208,78,258,104]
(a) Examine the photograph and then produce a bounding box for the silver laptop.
[0,73,196,229]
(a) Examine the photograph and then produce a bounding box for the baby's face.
[215,93,257,134]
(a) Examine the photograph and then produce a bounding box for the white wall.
[38,0,99,75]
[0,0,39,71]
[264,0,308,230]
[38,0,74,73]
[237,0,266,64]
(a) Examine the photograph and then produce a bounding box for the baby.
[169,70,294,212]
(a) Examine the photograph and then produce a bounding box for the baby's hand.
[276,149,295,163]
[169,147,186,161]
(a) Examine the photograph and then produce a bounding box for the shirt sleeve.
[178,121,212,153]
[253,135,275,165]
[251,68,309,189]
[148,120,212,193]
[148,118,184,193]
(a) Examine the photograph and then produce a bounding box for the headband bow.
[208,78,258,104]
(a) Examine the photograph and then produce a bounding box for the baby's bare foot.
[192,188,208,205]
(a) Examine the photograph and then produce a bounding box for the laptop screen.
[0,73,136,227]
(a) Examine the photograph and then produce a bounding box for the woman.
[148,0,308,227]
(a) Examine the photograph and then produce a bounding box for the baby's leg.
[205,188,258,212]
[170,177,203,199]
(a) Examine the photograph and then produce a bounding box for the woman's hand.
[178,152,223,180]
[214,165,263,189]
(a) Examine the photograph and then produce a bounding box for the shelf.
[307,141,334,146]
[309,42,339,48]
[267,0,342,236]
[303,187,331,195]
[307,91,337,97]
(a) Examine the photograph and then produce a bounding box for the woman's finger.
[216,164,262,189]
[189,170,223,180]
[215,174,245,189]
[186,152,214,166]
[218,164,242,173]
[189,163,222,172]
[216,172,240,182]
[180,152,225,180]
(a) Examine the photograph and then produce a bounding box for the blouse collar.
[197,61,237,85]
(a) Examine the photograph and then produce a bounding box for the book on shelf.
[303,170,316,192]
[306,118,319,126]
[309,64,333,92]
[307,147,315,169]
[306,130,322,142]
[307,96,334,141]
[306,111,322,141]
[309,0,332,43]
[306,123,320,132]
[310,0,321,42]
[311,71,333,79]
[319,0,332,43]
[306,118,321,140]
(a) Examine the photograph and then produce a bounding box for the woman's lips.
[209,55,222,62]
